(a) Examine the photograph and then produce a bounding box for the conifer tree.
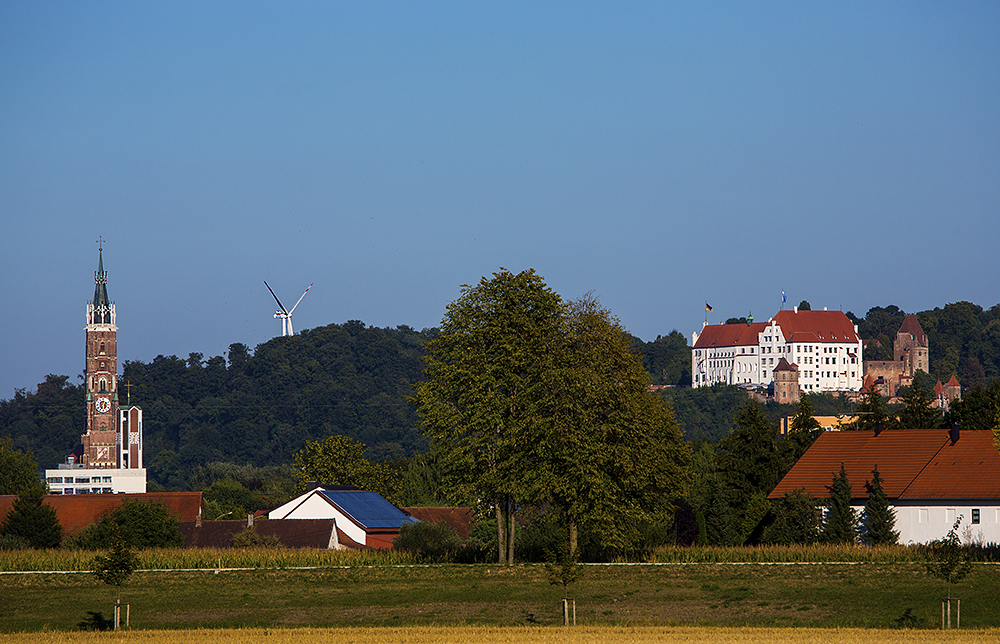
[0,483,62,548]
[860,465,899,545]
[823,463,857,544]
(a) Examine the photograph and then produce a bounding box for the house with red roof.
[692,307,862,393]
[769,427,1000,544]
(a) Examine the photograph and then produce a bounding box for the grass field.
[4,626,1000,644]
[3,561,1000,632]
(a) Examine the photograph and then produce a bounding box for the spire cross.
[96,236,105,251]
[124,380,132,406]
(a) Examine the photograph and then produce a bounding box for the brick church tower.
[46,242,145,493]
[83,242,119,467]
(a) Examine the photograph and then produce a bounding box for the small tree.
[74,500,182,550]
[0,483,63,548]
[763,488,820,545]
[93,526,139,629]
[823,463,857,544]
[860,465,899,545]
[925,517,973,600]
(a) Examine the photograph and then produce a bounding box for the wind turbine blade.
[264,281,288,314]
[288,282,313,315]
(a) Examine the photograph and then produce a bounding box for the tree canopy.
[413,270,690,562]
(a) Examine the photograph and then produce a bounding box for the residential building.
[269,485,418,549]
[769,427,1000,544]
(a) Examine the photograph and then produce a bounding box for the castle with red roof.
[692,306,863,397]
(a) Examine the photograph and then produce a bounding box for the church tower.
[83,240,119,468]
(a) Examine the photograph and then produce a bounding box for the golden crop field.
[4,626,1000,644]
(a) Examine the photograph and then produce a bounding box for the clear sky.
[2,2,998,399]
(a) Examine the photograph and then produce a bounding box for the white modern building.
[692,308,863,393]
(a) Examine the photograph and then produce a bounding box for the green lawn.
[3,562,999,632]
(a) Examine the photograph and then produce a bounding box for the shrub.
[231,527,281,548]
[392,520,461,560]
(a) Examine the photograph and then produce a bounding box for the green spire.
[92,241,112,324]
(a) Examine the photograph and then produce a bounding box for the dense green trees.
[823,464,857,544]
[0,437,42,495]
[72,501,182,549]
[860,466,898,545]
[0,483,63,548]
[292,434,400,501]
[414,270,690,562]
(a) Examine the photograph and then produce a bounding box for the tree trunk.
[506,503,516,565]
[496,505,506,565]
[568,521,578,557]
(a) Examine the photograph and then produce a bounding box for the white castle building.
[692,308,863,394]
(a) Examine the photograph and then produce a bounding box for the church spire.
[92,238,112,325]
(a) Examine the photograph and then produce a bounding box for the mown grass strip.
[3,626,1000,644]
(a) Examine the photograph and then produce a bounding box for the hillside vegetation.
[2,302,1000,489]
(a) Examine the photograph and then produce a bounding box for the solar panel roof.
[319,489,418,530]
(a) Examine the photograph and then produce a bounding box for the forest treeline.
[2,302,1000,490]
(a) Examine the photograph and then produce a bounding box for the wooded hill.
[2,301,999,488]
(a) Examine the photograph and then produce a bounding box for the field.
[3,627,1000,644]
[3,555,1000,633]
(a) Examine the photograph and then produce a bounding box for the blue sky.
[2,2,998,399]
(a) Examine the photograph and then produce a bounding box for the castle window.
[100,342,105,354]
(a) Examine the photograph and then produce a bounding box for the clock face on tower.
[95,397,111,413]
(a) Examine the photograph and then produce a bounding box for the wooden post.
[941,598,959,629]
[561,598,576,626]
[114,602,120,631]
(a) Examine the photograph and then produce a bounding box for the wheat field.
[5,627,1000,644]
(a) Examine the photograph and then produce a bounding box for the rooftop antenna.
[264,281,313,336]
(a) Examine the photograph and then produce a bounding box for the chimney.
[874,421,884,437]
[949,422,960,445]
[307,480,321,492]
[247,513,254,528]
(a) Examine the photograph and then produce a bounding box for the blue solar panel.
[319,489,418,530]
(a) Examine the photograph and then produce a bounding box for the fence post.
[114,602,120,631]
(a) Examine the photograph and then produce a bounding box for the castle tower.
[894,315,929,377]
[773,357,800,404]
[82,241,119,468]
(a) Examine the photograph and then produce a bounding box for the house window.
[972,509,980,524]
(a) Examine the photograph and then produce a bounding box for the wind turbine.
[264,281,313,336]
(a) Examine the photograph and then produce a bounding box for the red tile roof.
[772,357,796,372]
[0,492,202,535]
[768,430,1000,501]
[897,315,926,341]
[771,310,860,344]
[402,506,474,539]
[693,322,768,348]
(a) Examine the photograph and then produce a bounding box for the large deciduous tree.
[413,270,690,563]
[0,437,41,495]
[292,434,400,501]
[413,269,565,564]
[534,296,690,554]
